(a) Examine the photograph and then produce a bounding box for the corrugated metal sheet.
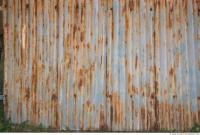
[3,0,200,131]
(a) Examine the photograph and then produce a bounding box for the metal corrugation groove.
[3,0,200,131]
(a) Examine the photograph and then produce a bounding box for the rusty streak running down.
[3,0,200,131]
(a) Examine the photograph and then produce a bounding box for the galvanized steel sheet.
[3,0,200,131]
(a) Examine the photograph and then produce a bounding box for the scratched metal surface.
[3,0,200,131]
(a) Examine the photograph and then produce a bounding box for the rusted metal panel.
[3,0,200,131]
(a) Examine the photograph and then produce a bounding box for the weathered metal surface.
[3,0,200,131]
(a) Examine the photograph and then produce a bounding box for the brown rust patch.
[135,54,138,69]
[129,0,134,12]
[109,91,124,126]
[24,87,30,100]
[85,100,92,129]
[80,103,84,130]
[167,0,174,29]
[178,29,182,42]
[129,85,137,97]
[80,31,85,42]
[86,100,91,108]
[175,53,179,68]
[141,108,147,130]
[111,7,114,40]
[51,90,58,101]
[149,65,156,73]
[124,13,129,44]
[87,42,90,49]
[173,94,177,99]
[169,67,174,76]
[151,93,155,99]
[99,104,105,129]
[128,73,132,95]
[78,68,84,90]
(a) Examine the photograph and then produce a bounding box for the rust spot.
[129,0,134,11]
[122,1,126,14]
[169,67,174,76]
[111,8,114,40]
[175,53,179,68]
[167,0,173,29]
[128,73,132,94]
[151,93,155,99]
[110,102,113,129]
[141,108,146,129]
[87,42,90,49]
[74,1,79,18]
[81,0,85,21]
[78,78,83,90]
[55,4,58,10]
[26,4,29,9]
[81,31,85,41]
[124,13,129,44]
[149,65,156,73]
[135,54,138,69]
[25,87,30,100]
[86,100,91,108]
[99,104,105,129]
[198,9,200,16]
[73,25,77,39]
[78,68,84,90]
[129,85,137,97]
[178,30,182,42]
[74,93,77,99]
[110,91,124,126]
[51,90,58,101]
[173,94,177,99]
[198,96,200,101]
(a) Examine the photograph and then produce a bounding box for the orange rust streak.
[135,54,138,69]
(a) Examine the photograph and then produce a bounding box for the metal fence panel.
[3,0,200,131]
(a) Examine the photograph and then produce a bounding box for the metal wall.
[3,0,200,131]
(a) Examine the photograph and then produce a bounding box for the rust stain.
[73,93,77,128]
[151,93,155,99]
[135,54,138,69]
[78,68,84,90]
[24,87,30,101]
[22,25,26,50]
[169,67,174,76]
[99,104,105,129]
[80,103,84,130]
[109,91,124,126]
[128,0,134,12]
[141,108,146,130]
[51,90,58,101]
[128,74,137,96]
[111,7,114,40]
[85,100,92,129]
[175,53,179,68]
[167,0,174,29]
[124,12,129,44]
[173,94,177,99]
